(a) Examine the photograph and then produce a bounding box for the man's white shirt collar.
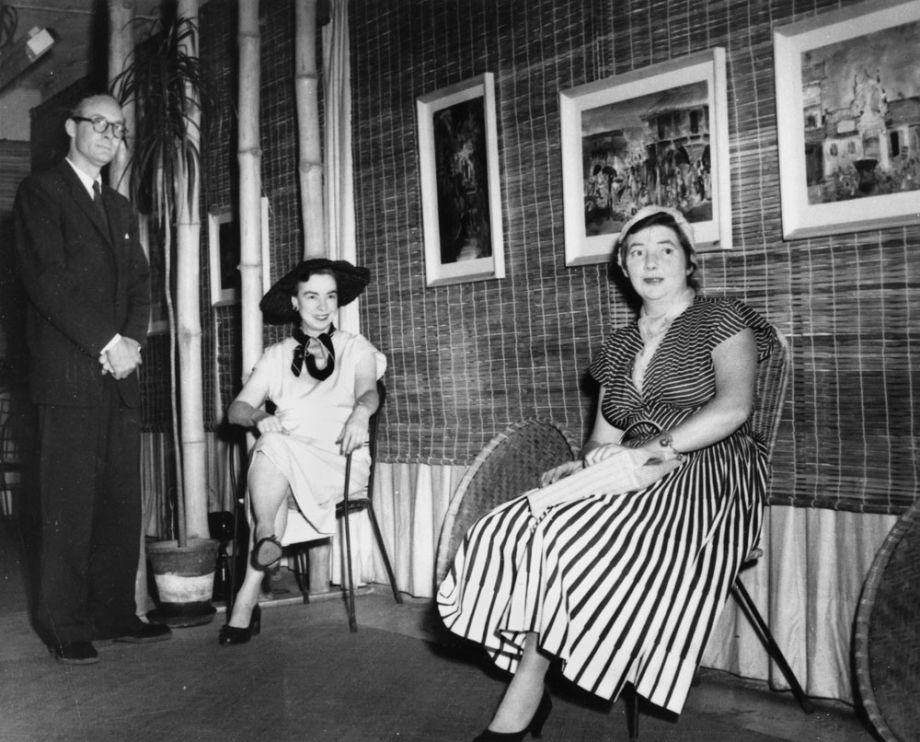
[65,158,101,199]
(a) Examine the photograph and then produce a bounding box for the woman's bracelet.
[658,432,681,458]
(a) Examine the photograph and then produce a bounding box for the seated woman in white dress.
[437,205,777,740]
[219,258,385,646]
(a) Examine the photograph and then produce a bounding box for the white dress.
[236,330,385,537]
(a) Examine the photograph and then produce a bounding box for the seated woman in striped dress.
[437,205,777,741]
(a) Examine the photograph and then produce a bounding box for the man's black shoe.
[112,618,172,644]
[50,641,99,665]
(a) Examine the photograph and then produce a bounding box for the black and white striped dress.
[437,298,777,714]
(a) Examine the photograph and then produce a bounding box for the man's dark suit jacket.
[13,160,151,407]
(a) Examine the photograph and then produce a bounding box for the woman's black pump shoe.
[473,691,552,741]
[218,604,262,646]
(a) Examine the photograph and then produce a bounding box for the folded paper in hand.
[526,450,681,517]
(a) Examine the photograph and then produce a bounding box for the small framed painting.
[416,73,505,286]
[208,197,270,306]
[559,48,732,266]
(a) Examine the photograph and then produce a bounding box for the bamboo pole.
[295,0,325,258]
[107,0,154,614]
[238,0,264,383]
[175,0,207,542]
[294,0,334,594]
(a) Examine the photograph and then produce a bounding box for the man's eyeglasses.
[71,115,128,140]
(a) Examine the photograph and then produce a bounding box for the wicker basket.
[433,418,580,588]
[853,499,920,742]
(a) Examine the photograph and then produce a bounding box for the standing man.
[13,93,171,664]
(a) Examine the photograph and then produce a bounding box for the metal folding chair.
[227,380,401,631]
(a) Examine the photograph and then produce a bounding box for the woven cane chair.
[854,499,920,742]
[624,330,813,740]
[727,331,812,710]
[434,418,581,587]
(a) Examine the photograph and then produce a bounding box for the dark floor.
[0,518,878,742]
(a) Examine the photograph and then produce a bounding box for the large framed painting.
[416,73,505,287]
[774,0,920,240]
[559,48,731,267]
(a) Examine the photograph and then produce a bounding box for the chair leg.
[365,502,402,604]
[624,684,639,742]
[341,454,358,632]
[292,547,310,603]
[732,580,815,714]
[227,496,244,614]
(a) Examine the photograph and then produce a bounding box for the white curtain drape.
[703,504,895,704]
[323,0,358,331]
[316,0,381,578]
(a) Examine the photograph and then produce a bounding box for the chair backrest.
[434,419,580,586]
[749,329,790,464]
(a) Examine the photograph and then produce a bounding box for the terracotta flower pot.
[147,537,220,627]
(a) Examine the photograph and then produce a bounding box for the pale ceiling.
[1,0,160,99]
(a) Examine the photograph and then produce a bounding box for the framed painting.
[559,47,732,266]
[208,197,270,306]
[416,73,505,286]
[559,48,732,267]
[774,0,920,240]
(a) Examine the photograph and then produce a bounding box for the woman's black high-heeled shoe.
[218,604,262,646]
[473,691,552,741]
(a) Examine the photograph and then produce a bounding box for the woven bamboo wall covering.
[118,0,918,515]
[349,0,920,514]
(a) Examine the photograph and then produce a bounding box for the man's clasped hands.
[99,336,142,379]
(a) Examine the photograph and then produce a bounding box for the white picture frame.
[416,73,505,286]
[559,48,732,266]
[774,0,920,240]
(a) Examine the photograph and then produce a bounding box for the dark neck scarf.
[292,325,336,380]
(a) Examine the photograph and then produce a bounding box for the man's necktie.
[92,180,108,223]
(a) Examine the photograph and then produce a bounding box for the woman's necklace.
[633,288,695,391]
[637,288,696,344]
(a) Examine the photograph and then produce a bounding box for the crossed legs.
[226,451,290,629]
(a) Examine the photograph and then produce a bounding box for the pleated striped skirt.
[437,433,766,715]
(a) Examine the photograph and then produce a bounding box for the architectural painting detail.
[582,81,713,236]
[801,34,920,204]
[774,0,920,239]
[560,48,731,266]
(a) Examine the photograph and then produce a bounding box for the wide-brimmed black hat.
[259,258,370,325]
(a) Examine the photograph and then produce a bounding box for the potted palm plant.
[112,1,217,626]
